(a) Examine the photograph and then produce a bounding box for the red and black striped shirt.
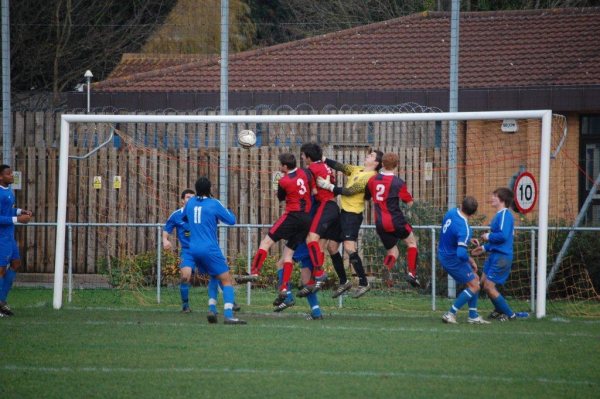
[365,172,413,232]
[277,168,313,213]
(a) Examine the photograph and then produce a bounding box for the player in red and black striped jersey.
[248,152,313,303]
[365,152,421,288]
[300,143,341,291]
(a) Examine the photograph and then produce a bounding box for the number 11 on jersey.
[194,206,202,224]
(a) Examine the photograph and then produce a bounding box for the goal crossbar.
[54,110,553,318]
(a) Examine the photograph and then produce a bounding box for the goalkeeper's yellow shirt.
[337,164,376,214]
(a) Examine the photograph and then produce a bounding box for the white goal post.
[53,110,553,318]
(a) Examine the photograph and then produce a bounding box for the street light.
[84,70,93,113]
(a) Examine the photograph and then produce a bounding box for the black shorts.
[309,200,341,242]
[339,210,363,242]
[376,223,412,250]
[268,211,310,250]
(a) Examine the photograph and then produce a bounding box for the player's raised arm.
[324,157,356,176]
[317,173,370,196]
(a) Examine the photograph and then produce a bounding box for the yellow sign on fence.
[93,176,102,190]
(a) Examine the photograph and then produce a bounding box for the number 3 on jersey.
[194,206,202,224]
[297,178,307,195]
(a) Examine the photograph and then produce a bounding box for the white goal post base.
[53,110,553,318]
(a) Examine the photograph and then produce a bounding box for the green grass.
[1,288,599,399]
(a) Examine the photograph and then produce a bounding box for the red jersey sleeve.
[398,184,413,203]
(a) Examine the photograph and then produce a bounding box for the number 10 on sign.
[513,171,537,214]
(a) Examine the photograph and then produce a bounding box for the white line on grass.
[28,304,599,323]
[3,364,596,387]
[7,319,599,339]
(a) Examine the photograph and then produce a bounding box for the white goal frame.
[53,110,553,318]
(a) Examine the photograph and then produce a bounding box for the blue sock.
[222,285,235,319]
[180,282,190,309]
[492,294,515,317]
[450,288,475,314]
[468,290,479,318]
[208,278,219,312]
[306,292,321,317]
[277,268,284,287]
[0,273,5,302]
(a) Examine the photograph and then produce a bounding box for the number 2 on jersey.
[375,184,385,201]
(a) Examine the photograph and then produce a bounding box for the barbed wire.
[18,102,443,114]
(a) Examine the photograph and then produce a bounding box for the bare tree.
[142,0,255,54]
[10,0,178,108]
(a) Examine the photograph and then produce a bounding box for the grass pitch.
[1,288,599,399]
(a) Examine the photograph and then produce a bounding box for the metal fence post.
[431,227,436,311]
[68,224,73,303]
[246,226,252,305]
[531,229,536,312]
[157,225,162,304]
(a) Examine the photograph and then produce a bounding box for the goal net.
[52,108,600,318]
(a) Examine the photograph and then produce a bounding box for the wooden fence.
[1,110,450,274]
[9,146,447,274]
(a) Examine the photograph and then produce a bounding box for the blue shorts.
[189,246,230,277]
[293,243,314,270]
[438,253,476,284]
[179,249,198,272]
[483,252,512,285]
[0,240,20,266]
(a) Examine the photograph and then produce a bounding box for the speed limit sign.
[513,172,537,214]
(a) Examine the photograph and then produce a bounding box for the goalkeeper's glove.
[271,171,283,191]
[316,176,334,192]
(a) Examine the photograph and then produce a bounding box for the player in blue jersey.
[471,187,529,321]
[163,189,239,315]
[291,243,323,319]
[0,165,33,317]
[162,188,240,322]
[438,196,489,324]
[163,189,198,313]
[269,243,323,319]
[182,177,246,325]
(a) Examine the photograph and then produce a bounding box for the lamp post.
[84,70,93,113]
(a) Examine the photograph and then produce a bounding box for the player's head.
[279,153,296,171]
[300,142,322,162]
[180,189,195,205]
[493,187,514,208]
[0,164,13,185]
[195,177,212,197]
[366,150,384,171]
[461,196,478,216]
[373,150,383,172]
[381,152,398,171]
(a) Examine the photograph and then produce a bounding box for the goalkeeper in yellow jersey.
[316,150,383,298]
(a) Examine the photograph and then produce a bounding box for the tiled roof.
[106,53,217,79]
[95,8,600,93]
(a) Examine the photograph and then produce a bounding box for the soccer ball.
[238,129,256,148]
